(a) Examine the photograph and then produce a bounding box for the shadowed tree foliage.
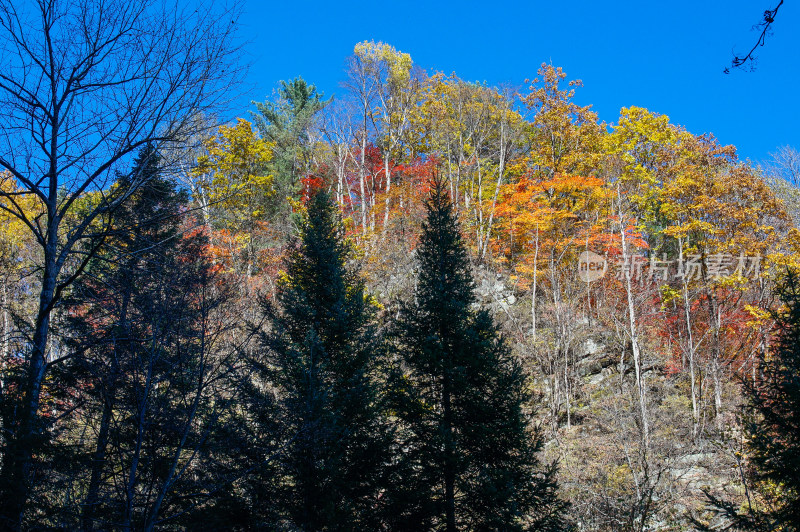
[745,271,800,529]
[253,190,392,530]
[56,147,242,531]
[0,1,242,523]
[389,177,569,531]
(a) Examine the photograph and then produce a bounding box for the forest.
[1,1,799,530]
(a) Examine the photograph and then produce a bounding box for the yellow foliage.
[194,118,274,222]
[0,172,44,267]
[354,40,412,87]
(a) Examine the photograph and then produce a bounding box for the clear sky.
[233,0,798,164]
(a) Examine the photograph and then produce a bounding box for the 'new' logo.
[578,251,607,282]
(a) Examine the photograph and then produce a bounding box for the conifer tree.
[390,178,568,531]
[255,190,391,530]
[252,78,330,228]
[60,146,238,530]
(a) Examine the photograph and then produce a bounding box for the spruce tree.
[390,178,567,531]
[255,190,391,530]
[60,146,237,530]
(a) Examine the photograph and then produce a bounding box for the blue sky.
[234,0,798,164]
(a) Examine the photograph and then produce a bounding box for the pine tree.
[390,178,568,531]
[255,190,391,530]
[252,77,330,225]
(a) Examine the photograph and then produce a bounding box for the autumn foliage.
[2,40,799,531]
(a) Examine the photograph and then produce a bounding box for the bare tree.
[763,146,800,227]
[766,145,800,187]
[343,49,380,238]
[0,0,242,528]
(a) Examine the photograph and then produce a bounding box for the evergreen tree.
[747,271,800,529]
[60,146,239,530]
[390,178,568,531]
[255,190,391,530]
[252,78,330,221]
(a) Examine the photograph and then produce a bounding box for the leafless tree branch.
[725,1,784,73]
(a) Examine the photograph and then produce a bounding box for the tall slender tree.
[252,78,330,216]
[254,190,391,530]
[390,177,568,531]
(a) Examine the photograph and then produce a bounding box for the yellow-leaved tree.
[661,134,790,431]
[194,118,275,278]
[0,172,42,367]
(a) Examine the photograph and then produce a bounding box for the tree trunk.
[359,118,368,238]
[81,376,116,532]
[382,146,392,234]
[479,121,507,260]
[678,241,699,438]
[443,368,456,532]
[82,281,131,531]
[617,188,649,447]
[1,228,58,530]
[531,224,539,342]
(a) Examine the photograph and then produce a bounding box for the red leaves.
[301,175,325,204]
